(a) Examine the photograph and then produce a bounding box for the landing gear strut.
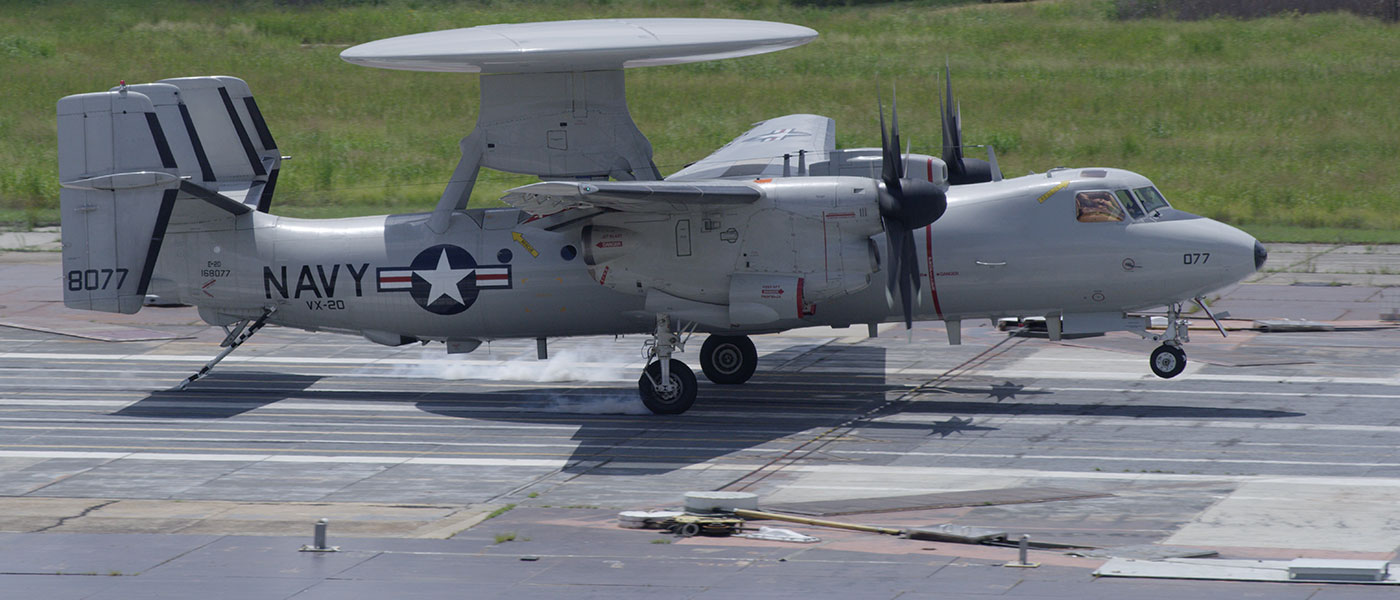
[699,334,757,385]
[177,307,275,390]
[1148,301,1189,379]
[638,314,697,414]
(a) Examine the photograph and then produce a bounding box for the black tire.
[1149,344,1186,379]
[638,359,697,415]
[699,335,758,385]
[678,522,701,537]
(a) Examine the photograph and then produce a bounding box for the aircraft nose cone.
[1254,240,1268,271]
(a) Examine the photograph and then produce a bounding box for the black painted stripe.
[136,188,178,297]
[144,112,178,170]
[257,168,278,213]
[242,96,276,150]
[178,103,216,182]
[217,86,266,177]
[178,180,252,216]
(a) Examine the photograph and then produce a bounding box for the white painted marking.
[828,449,1400,469]
[0,450,566,468]
[5,449,1400,493]
[2,351,1396,386]
[875,414,1400,435]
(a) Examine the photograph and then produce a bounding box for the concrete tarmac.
[0,248,1397,598]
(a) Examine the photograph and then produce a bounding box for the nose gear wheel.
[1150,344,1186,378]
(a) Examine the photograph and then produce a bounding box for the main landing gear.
[636,324,761,414]
[699,334,758,385]
[638,314,698,415]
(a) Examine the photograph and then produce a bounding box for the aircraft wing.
[666,113,835,181]
[501,180,761,216]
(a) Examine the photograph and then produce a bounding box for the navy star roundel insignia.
[376,244,512,315]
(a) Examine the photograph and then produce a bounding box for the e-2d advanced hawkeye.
[56,18,1266,414]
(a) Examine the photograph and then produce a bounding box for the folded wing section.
[501,180,761,215]
[667,113,834,181]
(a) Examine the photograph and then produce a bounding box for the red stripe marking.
[381,276,411,283]
[927,158,933,182]
[926,225,943,319]
[476,274,509,281]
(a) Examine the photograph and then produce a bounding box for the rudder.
[58,87,181,314]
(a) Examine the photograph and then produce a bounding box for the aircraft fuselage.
[155,167,1259,345]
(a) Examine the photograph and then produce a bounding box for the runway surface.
[0,250,1397,598]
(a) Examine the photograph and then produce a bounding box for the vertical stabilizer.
[58,88,181,313]
[146,76,281,212]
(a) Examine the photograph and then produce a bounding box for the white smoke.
[388,347,634,384]
[378,345,655,415]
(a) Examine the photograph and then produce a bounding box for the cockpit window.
[1115,189,1145,219]
[1133,186,1170,212]
[1075,191,1125,223]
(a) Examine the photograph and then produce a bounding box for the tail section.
[58,76,278,313]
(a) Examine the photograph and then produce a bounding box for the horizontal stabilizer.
[502,180,761,215]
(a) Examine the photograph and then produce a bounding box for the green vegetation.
[485,503,516,520]
[2,0,1397,243]
[493,531,517,544]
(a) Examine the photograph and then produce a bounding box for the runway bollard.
[300,517,340,552]
[1004,534,1039,568]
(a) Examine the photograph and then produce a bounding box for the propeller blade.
[883,216,905,297]
[877,95,900,192]
[873,84,950,330]
[941,65,965,181]
[890,89,904,180]
[881,217,921,330]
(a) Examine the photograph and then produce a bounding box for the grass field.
[1,0,1397,243]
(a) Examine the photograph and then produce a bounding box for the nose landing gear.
[1149,344,1186,378]
[1147,301,1190,379]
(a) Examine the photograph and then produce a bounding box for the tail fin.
[58,87,182,314]
[58,76,274,313]
[150,76,281,212]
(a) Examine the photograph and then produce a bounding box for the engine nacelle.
[579,176,890,327]
[582,225,637,267]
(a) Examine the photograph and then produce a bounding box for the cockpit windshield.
[1133,186,1171,212]
[1115,190,1145,219]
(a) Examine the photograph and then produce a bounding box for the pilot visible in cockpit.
[1074,191,1125,223]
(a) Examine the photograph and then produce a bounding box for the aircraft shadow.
[107,345,1303,474]
[417,345,904,475]
[115,372,323,419]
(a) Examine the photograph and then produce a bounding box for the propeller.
[940,66,999,185]
[877,90,947,330]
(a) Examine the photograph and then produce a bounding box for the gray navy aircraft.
[56,18,1267,414]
